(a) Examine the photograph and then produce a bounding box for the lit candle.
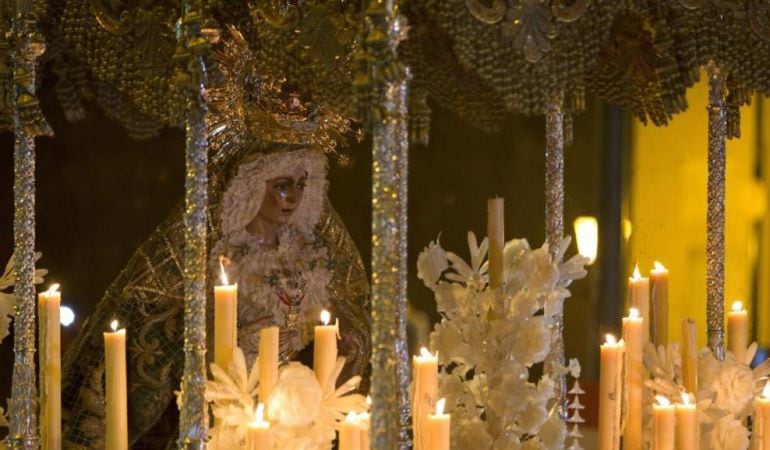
[653,395,675,450]
[314,309,338,386]
[650,261,669,346]
[676,393,698,450]
[427,398,450,450]
[487,197,504,289]
[339,411,361,450]
[358,410,370,450]
[39,283,61,450]
[258,326,279,405]
[413,347,439,450]
[104,320,128,450]
[681,319,698,393]
[214,257,238,373]
[244,403,271,450]
[622,308,644,450]
[599,334,624,450]
[727,300,749,363]
[753,382,770,450]
[628,265,650,343]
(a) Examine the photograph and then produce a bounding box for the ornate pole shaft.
[8,0,49,447]
[364,1,409,447]
[544,90,567,418]
[177,2,212,448]
[395,77,411,450]
[705,61,727,361]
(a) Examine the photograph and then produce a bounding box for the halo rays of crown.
[206,26,353,168]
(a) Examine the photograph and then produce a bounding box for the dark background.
[0,71,622,417]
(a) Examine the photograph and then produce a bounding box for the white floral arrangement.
[417,232,587,449]
[202,347,367,449]
[644,341,770,449]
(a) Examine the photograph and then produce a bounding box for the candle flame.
[573,216,598,265]
[655,395,671,407]
[419,347,436,358]
[110,320,119,332]
[632,264,641,280]
[629,308,640,319]
[219,256,229,286]
[255,403,265,422]
[435,398,446,416]
[320,309,331,325]
[345,411,358,423]
[763,381,770,399]
[653,261,666,271]
[681,392,691,405]
[366,395,372,407]
[732,301,744,312]
[47,283,60,295]
[605,334,617,345]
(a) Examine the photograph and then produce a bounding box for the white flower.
[453,416,494,450]
[705,415,750,450]
[516,403,548,435]
[513,317,550,367]
[538,413,567,448]
[699,351,754,415]
[508,289,540,318]
[0,252,48,290]
[417,238,449,287]
[518,246,558,293]
[445,232,488,288]
[268,363,323,428]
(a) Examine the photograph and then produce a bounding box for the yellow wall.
[630,72,768,348]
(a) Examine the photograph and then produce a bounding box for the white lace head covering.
[220,148,328,237]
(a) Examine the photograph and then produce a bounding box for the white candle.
[676,393,698,450]
[650,261,669,346]
[681,319,698,393]
[104,320,128,450]
[427,398,450,450]
[258,326,279,405]
[413,347,439,450]
[728,300,749,363]
[358,410,370,450]
[39,283,61,450]
[339,411,361,450]
[599,334,624,450]
[314,310,338,387]
[628,265,650,343]
[753,382,770,450]
[214,257,237,373]
[244,403,271,450]
[622,308,644,450]
[653,395,675,450]
[487,197,504,289]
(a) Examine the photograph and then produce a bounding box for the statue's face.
[258,167,308,225]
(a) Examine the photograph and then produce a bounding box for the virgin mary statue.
[60,29,370,449]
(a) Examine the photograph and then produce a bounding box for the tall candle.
[339,412,361,450]
[681,319,698,393]
[214,257,238,373]
[753,382,770,450]
[487,197,504,289]
[258,326,279,404]
[628,265,650,342]
[104,320,128,450]
[39,284,61,450]
[676,393,698,450]
[244,404,271,450]
[427,398,450,450]
[727,301,749,363]
[622,308,644,450]
[653,395,675,450]
[599,334,624,450]
[314,310,338,386]
[413,347,439,450]
[650,261,669,346]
